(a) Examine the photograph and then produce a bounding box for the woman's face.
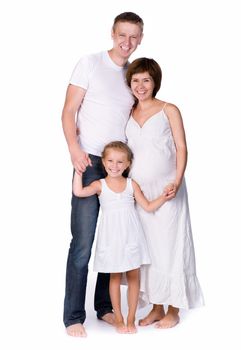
[130,71,155,101]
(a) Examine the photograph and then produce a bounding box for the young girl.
[73,141,175,334]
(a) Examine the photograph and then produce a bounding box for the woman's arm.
[132,180,174,212]
[73,171,101,197]
[165,103,188,190]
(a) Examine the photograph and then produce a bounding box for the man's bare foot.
[100,312,115,326]
[66,323,87,337]
[155,307,179,329]
[139,305,165,326]
[127,322,137,334]
[115,321,128,334]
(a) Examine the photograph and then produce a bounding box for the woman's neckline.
[131,108,167,129]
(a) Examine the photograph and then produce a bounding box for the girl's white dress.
[93,178,151,273]
[126,109,204,309]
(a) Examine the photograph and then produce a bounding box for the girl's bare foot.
[155,306,179,329]
[139,305,165,326]
[100,312,115,326]
[66,323,87,337]
[127,322,137,333]
[115,321,128,334]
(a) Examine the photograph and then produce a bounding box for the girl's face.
[130,71,155,101]
[102,149,130,178]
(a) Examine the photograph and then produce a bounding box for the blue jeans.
[63,154,112,327]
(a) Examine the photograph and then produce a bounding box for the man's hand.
[70,146,92,174]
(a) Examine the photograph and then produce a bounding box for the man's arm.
[61,84,92,174]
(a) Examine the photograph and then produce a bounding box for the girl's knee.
[110,272,122,282]
[126,268,140,281]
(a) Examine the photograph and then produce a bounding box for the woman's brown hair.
[126,57,162,107]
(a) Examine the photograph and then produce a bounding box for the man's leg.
[64,194,99,327]
[94,272,113,320]
[64,155,105,333]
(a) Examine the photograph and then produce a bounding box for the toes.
[139,319,150,326]
[128,326,137,333]
[154,316,179,329]
[66,324,87,337]
[138,319,146,326]
[116,326,128,334]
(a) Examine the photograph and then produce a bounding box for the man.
[62,12,144,337]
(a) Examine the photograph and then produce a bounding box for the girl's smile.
[102,150,130,178]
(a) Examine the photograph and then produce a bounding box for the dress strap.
[127,177,134,193]
[162,102,168,112]
[99,178,106,193]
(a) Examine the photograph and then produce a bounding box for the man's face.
[111,22,143,59]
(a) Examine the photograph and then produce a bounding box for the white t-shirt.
[69,51,134,156]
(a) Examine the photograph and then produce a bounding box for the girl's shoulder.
[130,179,140,191]
[91,179,102,195]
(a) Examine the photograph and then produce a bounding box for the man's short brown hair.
[113,12,144,32]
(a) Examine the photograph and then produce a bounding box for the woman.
[125,58,204,328]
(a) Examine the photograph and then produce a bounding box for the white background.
[0,0,240,349]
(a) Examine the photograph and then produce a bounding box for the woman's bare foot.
[100,312,115,326]
[155,306,179,329]
[139,305,165,326]
[115,321,128,334]
[66,323,87,337]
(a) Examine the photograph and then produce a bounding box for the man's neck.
[108,49,128,67]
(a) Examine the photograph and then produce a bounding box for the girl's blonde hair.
[101,141,133,177]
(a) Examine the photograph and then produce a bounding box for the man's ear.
[111,29,114,40]
[139,33,144,45]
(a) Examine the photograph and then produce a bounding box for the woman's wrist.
[174,178,182,189]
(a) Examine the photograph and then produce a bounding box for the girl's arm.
[165,103,187,191]
[73,171,101,197]
[132,180,174,212]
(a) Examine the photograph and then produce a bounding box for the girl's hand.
[163,183,177,197]
[70,146,92,174]
[162,188,176,202]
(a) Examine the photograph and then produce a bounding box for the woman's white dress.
[93,178,151,273]
[126,110,204,309]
